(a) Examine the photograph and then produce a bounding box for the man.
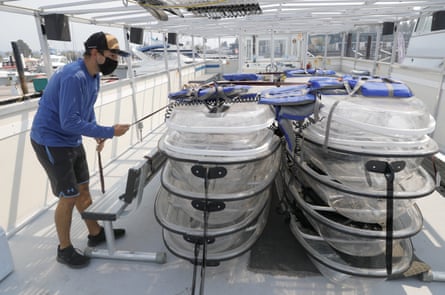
[31,32,131,268]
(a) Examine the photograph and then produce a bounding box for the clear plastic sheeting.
[318,95,435,137]
[165,102,275,134]
[160,149,280,199]
[302,94,438,155]
[275,81,439,285]
[293,164,417,223]
[160,102,279,161]
[157,99,280,264]
[162,201,270,263]
[299,140,436,195]
[154,186,270,236]
[159,130,280,161]
[290,181,423,257]
[289,214,414,288]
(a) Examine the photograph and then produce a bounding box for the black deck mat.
[247,186,320,276]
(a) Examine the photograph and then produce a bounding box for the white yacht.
[1,1,445,295]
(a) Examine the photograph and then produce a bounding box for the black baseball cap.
[84,32,130,57]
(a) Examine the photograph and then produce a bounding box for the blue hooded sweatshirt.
[31,59,114,147]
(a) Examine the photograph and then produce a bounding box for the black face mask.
[98,57,118,75]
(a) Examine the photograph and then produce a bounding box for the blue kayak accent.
[259,85,315,106]
[222,73,263,81]
[309,77,343,91]
[361,81,412,97]
[259,85,317,151]
[343,76,413,97]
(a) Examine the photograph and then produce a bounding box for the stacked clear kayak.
[260,76,439,287]
[155,84,281,265]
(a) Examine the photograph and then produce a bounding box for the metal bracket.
[183,234,215,245]
[191,165,227,179]
[191,200,226,212]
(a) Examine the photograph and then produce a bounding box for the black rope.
[131,105,169,126]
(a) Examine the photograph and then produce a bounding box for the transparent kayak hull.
[162,201,270,263]
[299,140,436,196]
[155,185,271,237]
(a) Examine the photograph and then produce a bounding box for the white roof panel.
[1,0,444,37]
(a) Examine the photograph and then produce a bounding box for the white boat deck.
[2,125,445,295]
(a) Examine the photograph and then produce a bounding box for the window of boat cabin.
[431,11,445,31]
[414,14,432,34]
[414,11,445,34]
[258,39,286,59]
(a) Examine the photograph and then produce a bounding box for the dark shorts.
[31,139,90,198]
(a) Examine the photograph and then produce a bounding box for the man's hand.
[113,124,130,137]
[96,138,105,152]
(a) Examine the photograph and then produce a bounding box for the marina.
[1,1,445,294]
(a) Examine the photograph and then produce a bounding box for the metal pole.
[373,27,382,76]
[270,29,275,67]
[238,34,244,73]
[388,23,397,77]
[34,12,53,78]
[123,26,141,142]
[354,31,360,70]
[163,32,171,94]
[218,36,222,75]
[192,36,196,80]
[323,33,328,69]
[303,33,309,70]
[177,34,182,88]
[11,42,28,96]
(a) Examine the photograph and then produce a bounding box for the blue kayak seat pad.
[309,77,343,91]
[259,85,315,106]
[260,85,318,123]
[343,76,413,97]
[223,73,263,81]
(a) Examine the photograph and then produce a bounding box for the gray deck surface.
[2,129,445,295]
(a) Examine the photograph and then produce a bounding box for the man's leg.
[55,195,91,268]
[54,197,76,249]
[75,182,101,236]
[76,182,126,247]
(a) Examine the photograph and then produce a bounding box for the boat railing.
[0,62,207,237]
